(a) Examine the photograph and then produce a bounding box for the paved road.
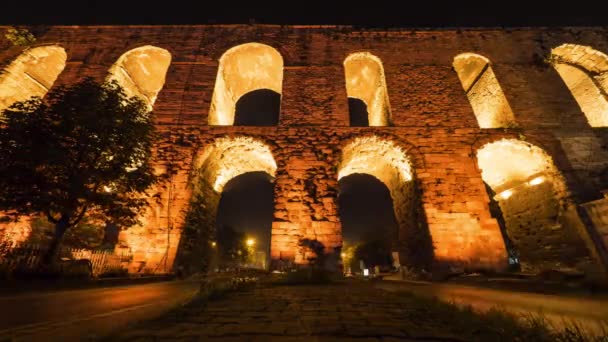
[0,280,201,341]
[110,280,607,341]
[376,279,608,334]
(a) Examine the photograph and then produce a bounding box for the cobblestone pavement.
[110,280,490,342]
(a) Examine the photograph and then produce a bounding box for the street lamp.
[246,238,255,247]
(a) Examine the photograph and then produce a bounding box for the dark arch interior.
[338,173,397,271]
[348,97,369,127]
[234,89,281,126]
[215,171,274,269]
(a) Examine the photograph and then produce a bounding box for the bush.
[279,268,334,285]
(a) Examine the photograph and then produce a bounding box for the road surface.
[376,279,608,334]
[0,280,201,341]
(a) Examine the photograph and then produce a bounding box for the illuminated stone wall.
[477,139,594,272]
[2,26,608,275]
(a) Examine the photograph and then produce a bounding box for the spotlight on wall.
[498,189,513,200]
[528,176,545,186]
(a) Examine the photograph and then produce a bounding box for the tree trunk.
[41,215,70,267]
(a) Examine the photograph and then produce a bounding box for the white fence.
[0,242,132,276]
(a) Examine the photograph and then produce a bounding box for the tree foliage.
[4,27,36,46]
[298,238,326,268]
[0,77,157,264]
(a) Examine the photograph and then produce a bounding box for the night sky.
[216,172,275,254]
[1,1,608,26]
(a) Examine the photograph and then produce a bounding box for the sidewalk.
[381,272,608,299]
[0,274,176,296]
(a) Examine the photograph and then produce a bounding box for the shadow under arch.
[174,137,277,276]
[338,136,433,271]
[347,98,369,127]
[234,89,281,126]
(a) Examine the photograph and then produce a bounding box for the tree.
[0,77,157,265]
[354,238,393,270]
[298,238,326,268]
[4,27,36,46]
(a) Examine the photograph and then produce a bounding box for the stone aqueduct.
[2,25,608,275]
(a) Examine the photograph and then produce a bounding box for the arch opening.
[338,136,432,271]
[338,173,398,274]
[215,171,274,270]
[0,45,67,114]
[453,53,516,128]
[106,45,172,111]
[175,137,277,275]
[209,43,283,126]
[234,88,281,126]
[344,52,391,127]
[550,44,608,127]
[477,139,593,273]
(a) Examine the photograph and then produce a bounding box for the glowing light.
[477,139,556,189]
[211,241,217,247]
[103,185,113,193]
[528,176,545,186]
[498,189,513,200]
[363,269,369,276]
[453,53,515,128]
[209,43,283,125]
[341,253,346,258]
[194,136,277,192]
[246,238,255,247]
[343,52,391,126]
[338,136,413,188]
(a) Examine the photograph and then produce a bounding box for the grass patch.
[395,290,608,341]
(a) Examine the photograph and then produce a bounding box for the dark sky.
[215,171,397,253]
[216,172,275,254]
[2,0,608,26]
[338,174,397,245]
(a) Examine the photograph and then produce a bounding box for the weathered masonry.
[2,25,608,277]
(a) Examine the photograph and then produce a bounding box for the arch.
[209,43,284,125]
[550,44,608,127]
[194,136,277,193]
[453,53,516,128]
[343,52,392,126]
[0,45,67,113]
[175,136,277,274]
[338,136,432,269]
[477,139,592,272]
[106,45,172,110]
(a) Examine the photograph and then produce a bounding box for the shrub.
[279,268,334,285]
[4,27,36,46]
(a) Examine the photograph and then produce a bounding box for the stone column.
[270,130,342,267]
